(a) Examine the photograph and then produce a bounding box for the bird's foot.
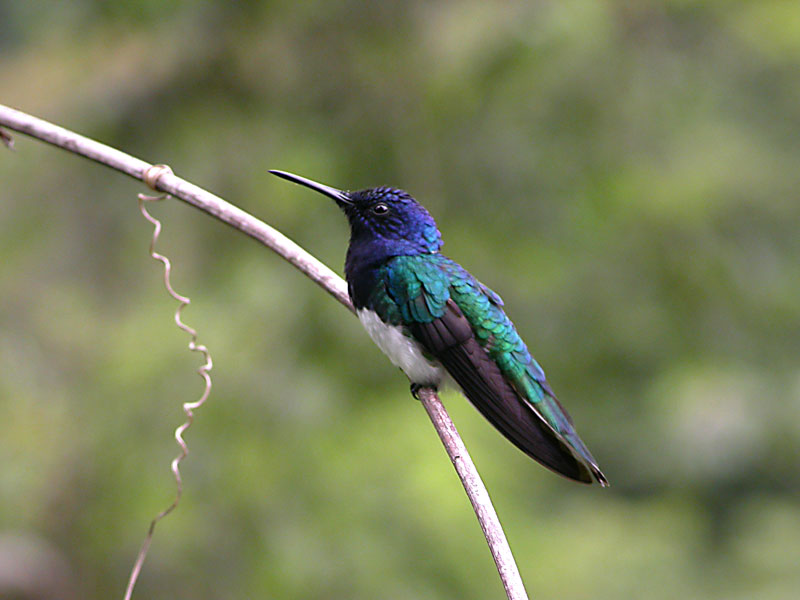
[410,383,436,400]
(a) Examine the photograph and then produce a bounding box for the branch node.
[142,163,174,191]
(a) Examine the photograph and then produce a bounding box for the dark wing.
[409,299,595,484]
[383,255,605,485]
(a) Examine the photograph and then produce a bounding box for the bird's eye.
[372,203,389,216]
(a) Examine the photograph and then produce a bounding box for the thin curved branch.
[0,103,529,600]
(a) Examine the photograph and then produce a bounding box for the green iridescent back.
[366,254,590,444]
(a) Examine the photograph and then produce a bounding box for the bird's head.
[270,170,442,255]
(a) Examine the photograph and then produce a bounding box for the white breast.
[357,309,443,386]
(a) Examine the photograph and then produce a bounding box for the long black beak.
[269,170,351,204]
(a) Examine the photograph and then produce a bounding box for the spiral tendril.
[123,189,213,600]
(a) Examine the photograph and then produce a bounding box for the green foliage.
[2,1,800,598]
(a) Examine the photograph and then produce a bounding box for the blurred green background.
[2,1,800,599]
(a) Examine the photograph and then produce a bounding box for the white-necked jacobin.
[271,170,608,486]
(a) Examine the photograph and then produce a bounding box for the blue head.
[270,170,443,263]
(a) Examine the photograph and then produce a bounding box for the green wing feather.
[373,254,607,485]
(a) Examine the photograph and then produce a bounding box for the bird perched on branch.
[271,170,607,486]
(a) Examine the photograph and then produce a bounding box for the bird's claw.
[410,383,436,400]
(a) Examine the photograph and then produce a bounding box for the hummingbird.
[270,170,608,486]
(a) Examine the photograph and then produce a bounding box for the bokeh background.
[2,2,800,599]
